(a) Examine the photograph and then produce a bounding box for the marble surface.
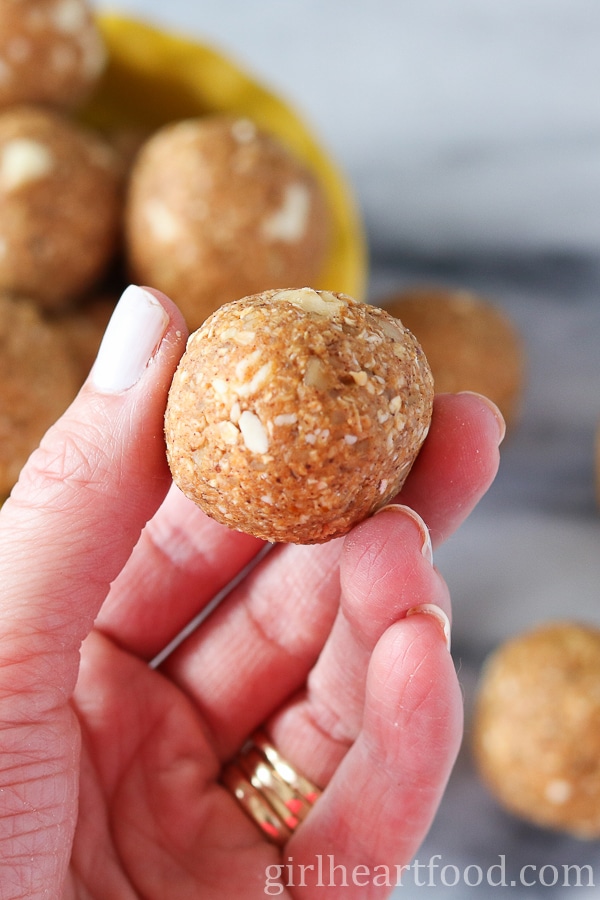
[92,2,600,894]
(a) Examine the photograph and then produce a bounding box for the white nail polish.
[90,285,169,393]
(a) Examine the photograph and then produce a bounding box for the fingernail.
[458,391,506,445]
[90,285,169,393]
[406,604,452,652]
[373,503,433,564]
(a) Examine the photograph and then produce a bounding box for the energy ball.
[125,115,332,330]
[0,105,123,309]
[0,292,79,497]
[165,287,434,544]
[0,0,106,111]
[472,621,600,839]
[381,286,525,429]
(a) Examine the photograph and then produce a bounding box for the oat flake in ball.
[165,287,434,544]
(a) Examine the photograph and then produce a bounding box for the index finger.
[0,285,187,703]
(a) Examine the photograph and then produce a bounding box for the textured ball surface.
[0,292,78,497]
[125,115,332,330]
[472,621,600,839]
[383,286,525,429]
[165,288,434,544]
[0,0,106,111]
[0,106,123,309]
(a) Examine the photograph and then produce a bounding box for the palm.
[68,636,278,898]
[67,517,348,899]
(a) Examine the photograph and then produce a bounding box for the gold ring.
[222,729,322,845]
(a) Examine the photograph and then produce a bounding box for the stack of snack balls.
[0,0,341,499]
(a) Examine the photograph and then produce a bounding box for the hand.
[0,285,503,899]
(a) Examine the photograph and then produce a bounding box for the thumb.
[0,284,187,698]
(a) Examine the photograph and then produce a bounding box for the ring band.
[221,763,293,845]
[222,729,322,845]
[252,730,322,805]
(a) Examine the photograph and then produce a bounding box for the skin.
[0,288,503,899]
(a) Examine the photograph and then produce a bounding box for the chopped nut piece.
[261,182,310,242]
[0,138,54,190]
[276,286,346,317]
[238,410,269,454]
[349,370,368,386]
[303,356,330,390]
[273,412,297,427]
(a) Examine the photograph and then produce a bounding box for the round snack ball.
[472,621,600,839]
[125,115,332,331]
[0,292,79,497]
[165,287,434,544]
[381,286,525,430]
[0,105,123,309]
[0,0,106,111]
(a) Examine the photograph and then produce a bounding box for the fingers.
[161,538,345,758]
[163,504,448,770]
[94,483,264,660]
[96,388,502,662]
[159,391,501,759]
[286,614,463,897]
[263,506,451,786]
[0,285,187,706]
[397,391,504,546]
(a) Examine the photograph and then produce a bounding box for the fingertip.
[89,284,187,395]
[371,503,433,562]
[291,615,463,869]
[341,503,449,645]
[406,603,452,652]
[452,391,506,446]
[366,613,463,761]
[140,285,189,342]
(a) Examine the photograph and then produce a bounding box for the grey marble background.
[93,2,600,895]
